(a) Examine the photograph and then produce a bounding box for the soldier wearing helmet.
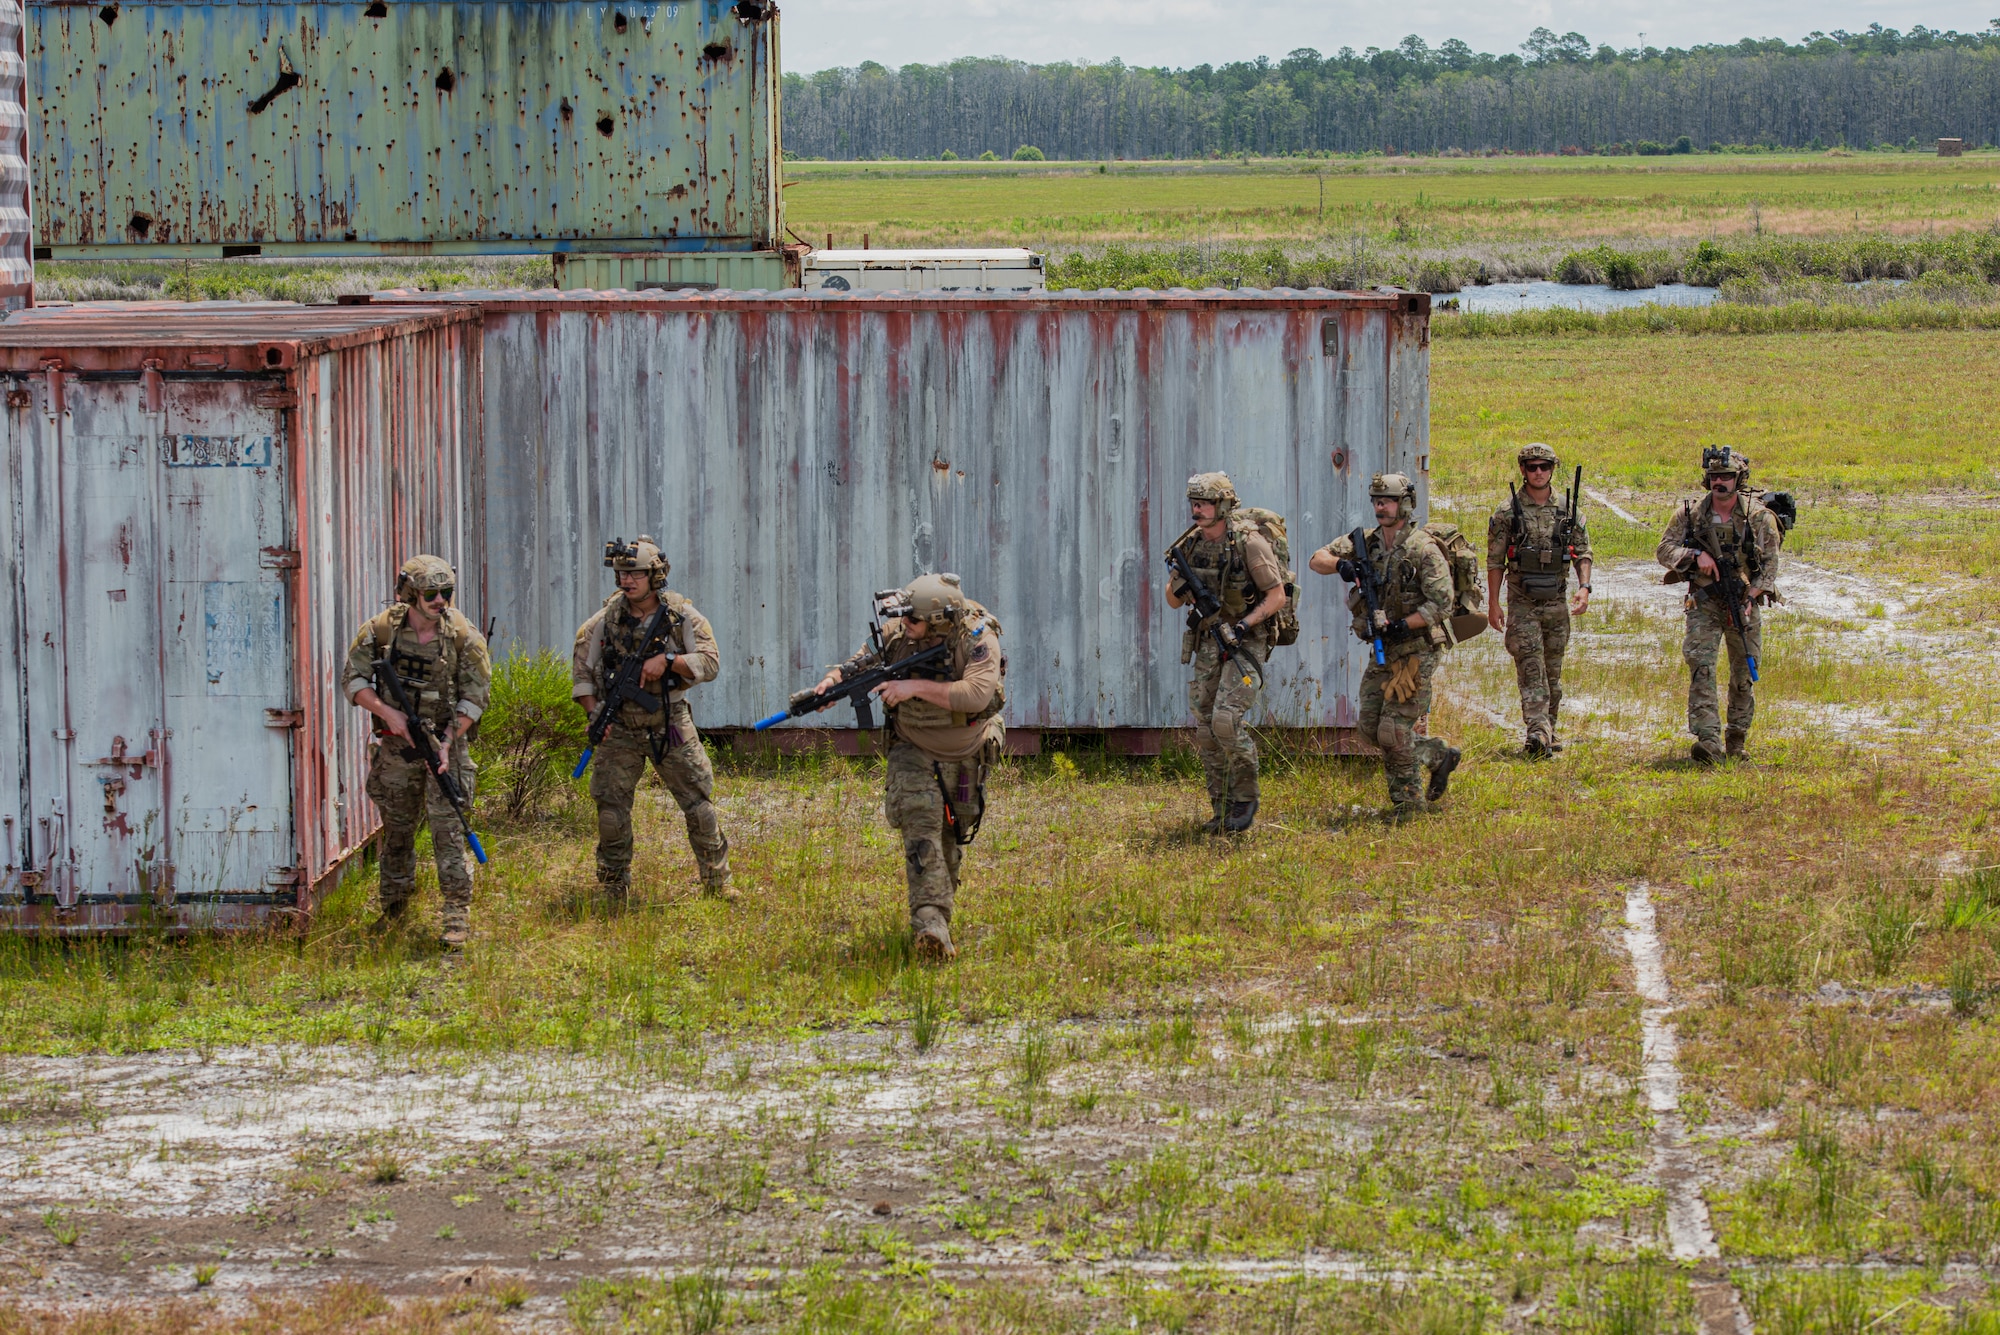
[342,554,492,948]
[1486,442,1594,757]
[572,536,734,903]
[811,572,1006,962]
[1658,447,1783,764]
[1309,473,1461,821]
[1166,471,1289,834]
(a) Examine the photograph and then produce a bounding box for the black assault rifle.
[371,657,488,865]
[1165,534,1262,687]
[572,601,680,777]
[1333,526,1393,666]
[1708,555,1761,683]
[755,590,954,733]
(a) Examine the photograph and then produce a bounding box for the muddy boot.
[1426,747,1462,803]
[912,907,958,963]
[1690,738,1724,767]
[596,875,630,916]
[1223,798,1258,834]
[1524,734,1551,760]
[702,872,740,904]
[1199,798,1226,836]
[440,907,470,953]
[368,898,408,936]
[1725,729,1748,761]
[1386,799,1429,825]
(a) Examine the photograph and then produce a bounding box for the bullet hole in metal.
[97,4,117,25]
[363,1,387,14]
[701,41,730,60]
[344,231,358,242]
[560,98,574,121]
[127,212,153,238]
[613,11,628,31]
[595,114,615,137]
[434,67,455,92]
[247,65,302,115]
[733,1,768,18]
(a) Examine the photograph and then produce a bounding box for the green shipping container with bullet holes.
[29,0,784,261]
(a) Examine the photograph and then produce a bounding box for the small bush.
[938,148,958,161]
[977,149,998,161]
[471,649,588,824]
[1011,144,1046,161]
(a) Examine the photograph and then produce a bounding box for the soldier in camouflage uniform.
[1310,473,1461,821]
[572,537,734,904]
[811,574,1005,962]
[1486,443,1594,757]
[343,555,492,948]
[1657,448,1782,765]
[1167,473,1290,834]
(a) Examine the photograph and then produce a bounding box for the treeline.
[780,25,2000,158]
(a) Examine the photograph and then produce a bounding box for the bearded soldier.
[1309,474,1461,821]
[572,536,734,904]
[810,574,1004,962]
[1487,443,1593,757]
[342,555,491,948]
[1658,448,1782,765]
[1166,473,1289,834]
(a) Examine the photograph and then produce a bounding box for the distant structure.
[1938,138,1965,156]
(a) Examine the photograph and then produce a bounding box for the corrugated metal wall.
[0,0,29,306]
[29,0,780,257]
[0,305,479,932]
[385,287,1431,734]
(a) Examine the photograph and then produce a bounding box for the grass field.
[1,328,1996,1331]
[783,153,2000,251]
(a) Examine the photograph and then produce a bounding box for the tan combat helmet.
[903,572,968,624]
[1370,471,1417,515]
[1185,471,1238,517]
[1517,442,1558,467]
[604,535,670,591]
[396,554,456,603]
[1701,446,1751,481]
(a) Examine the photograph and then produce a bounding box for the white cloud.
[781,0,1997,71]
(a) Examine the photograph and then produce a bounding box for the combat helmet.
[396,554,456,604]
[604,535,670,591]
[903,572,968,624]
[1517,442,1558,467]
[1185,472,1239,517]
[1701,446,1751,481]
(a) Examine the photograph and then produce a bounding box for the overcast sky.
[780,2,1999,72]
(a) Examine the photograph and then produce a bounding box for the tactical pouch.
[1518,570,1566,599]
[1180,628,1196,664]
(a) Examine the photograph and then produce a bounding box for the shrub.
[1011,144,1046,161]
[939,149,958,161]
[470,649,588,823]
[977,149,998,161]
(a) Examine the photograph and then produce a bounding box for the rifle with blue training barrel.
[371,656,487,865]
[1333,526,1392,666]
[755,589,953,733]
[572,601,679,777]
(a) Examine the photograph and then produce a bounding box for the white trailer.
[805,249,1045,293]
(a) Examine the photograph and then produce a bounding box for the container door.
[158,392,295,903]
[57,388,169,906]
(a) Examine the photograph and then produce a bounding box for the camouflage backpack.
[1231,507,1300,647]
[1421,522,1489,645]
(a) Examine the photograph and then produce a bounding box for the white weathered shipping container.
[804,249,1046,293]
[371,286,1431,750]
[0,303,481,932]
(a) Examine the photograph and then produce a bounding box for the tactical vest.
[1375,527,1434,623]
[599,592,692,728]
[881,604,1006,731]
[1178,531,1266,626]
[1509,502,1571,599]
[366,604,474,732]
[1684,499,1765,588]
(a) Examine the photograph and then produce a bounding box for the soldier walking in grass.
[810,574,1005,962]
[1487,443,1593,758]
[1658,447,1783,765]
[343,556,492,949]
[572,537,735,905]
[1165,473,1291,835]
[1310,473,1461,821]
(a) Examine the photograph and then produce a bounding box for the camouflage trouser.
[1504,596,1571,744]
[884,741,986,932]
[1188,635,1267,806]
[1682,594,1761,746]
[366,733,476,923]
[590,700,731,892]
[1358,648,1450,807]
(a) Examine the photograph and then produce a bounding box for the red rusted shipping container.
[0,302,482,932]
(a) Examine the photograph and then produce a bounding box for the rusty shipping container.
[28,0,782,261]
[0,302,481,932]
[370,286,1431,745]
[0,0,29,309]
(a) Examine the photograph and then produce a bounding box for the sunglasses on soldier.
[422,587,454,603]
[1522,461,1554,473]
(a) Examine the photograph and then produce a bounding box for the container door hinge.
[260,547,302,569]
[263,708,305,729]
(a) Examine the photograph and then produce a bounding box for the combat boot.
[440,907,470,953]
[703,873,741,904]
[1199,798,1226,836]
[368,897,408,936]
[1223,798,1258,834]
[912,908,957,963]
[596,875,631,915]
[1524,734,1552,760]
[1387,799,1429,825]
[1426,747,1462,802]
[1725,729,1748,760]
[1690,739,1724,767]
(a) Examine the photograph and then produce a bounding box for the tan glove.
[1383,651,1424,704]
